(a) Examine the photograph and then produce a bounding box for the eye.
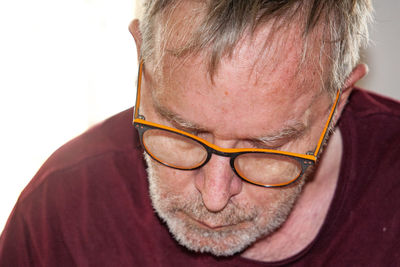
[242,140,281,150]
[243,137,298,150]
[170,124,210,141]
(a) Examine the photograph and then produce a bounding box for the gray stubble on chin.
[144,153,304,256]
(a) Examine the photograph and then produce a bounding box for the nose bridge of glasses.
[208,146,236,158]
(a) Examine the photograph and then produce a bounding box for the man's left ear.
[334,63,368,121]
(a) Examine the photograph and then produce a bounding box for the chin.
[161,211,281,256]
[145,154,303,256]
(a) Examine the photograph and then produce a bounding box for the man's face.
[139,14,333,256]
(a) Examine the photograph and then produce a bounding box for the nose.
[194,153,243,212]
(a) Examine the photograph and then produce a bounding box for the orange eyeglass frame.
[133,61,341,187]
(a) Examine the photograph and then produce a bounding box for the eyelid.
[247,139,286,149]
[250,131,304,149]
[154,105,208,135]
[167,119,204,136]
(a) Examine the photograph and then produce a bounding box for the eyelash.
[247,141,281,150]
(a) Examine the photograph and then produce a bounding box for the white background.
[0,1,399,232]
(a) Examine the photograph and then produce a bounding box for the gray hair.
[137,0,373,95]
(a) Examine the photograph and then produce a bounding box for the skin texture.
[129,4,367,260]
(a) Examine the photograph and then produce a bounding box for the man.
[1,0,399,266]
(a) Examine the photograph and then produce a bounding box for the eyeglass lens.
[142,128,302,186]
[143,129,208,169]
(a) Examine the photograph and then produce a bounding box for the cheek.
[239,182,303,212]
[149,160,198,195]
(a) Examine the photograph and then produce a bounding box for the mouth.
[180,211,249,231]
[194,218,233,230]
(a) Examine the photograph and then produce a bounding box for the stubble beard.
[145,154,304,257]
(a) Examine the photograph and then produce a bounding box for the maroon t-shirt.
[0,89,399,266]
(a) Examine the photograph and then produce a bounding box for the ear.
[334,63,368,121]
[129,19,142,59]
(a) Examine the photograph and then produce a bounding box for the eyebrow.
[252,122,307,145]
[153,100,308,146]
[153,101,208,132]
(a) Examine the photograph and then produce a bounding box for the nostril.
[194,155,243,212]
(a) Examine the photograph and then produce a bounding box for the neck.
[241,129,343,262]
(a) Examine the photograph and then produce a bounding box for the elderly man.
[1,0,399,265]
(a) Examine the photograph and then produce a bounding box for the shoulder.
[338,88,400,215]
[19,107,145,201]
[340,88,400,146]
[338,88,400,213]
[340,88,400,173]
[318,90,400,264]
[344,88,400,119]
[0,109,158,266]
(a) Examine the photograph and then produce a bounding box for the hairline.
[144,1,335,99]
[139,0,373,99]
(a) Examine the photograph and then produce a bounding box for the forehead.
[151,0,324,73]
[147,5,327,138]
[151,0,326,88]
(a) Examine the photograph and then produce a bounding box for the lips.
[177,211,228,229]
[195,218,233,230]
[180,211,249,231]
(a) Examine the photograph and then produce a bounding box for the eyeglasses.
[133,62,341,188]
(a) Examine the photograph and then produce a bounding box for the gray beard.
[144,154,305,256]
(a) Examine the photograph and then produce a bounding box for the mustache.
[167,193,260,226]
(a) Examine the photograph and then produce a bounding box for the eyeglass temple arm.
[312,89,342,158]
[134,61,145,120]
